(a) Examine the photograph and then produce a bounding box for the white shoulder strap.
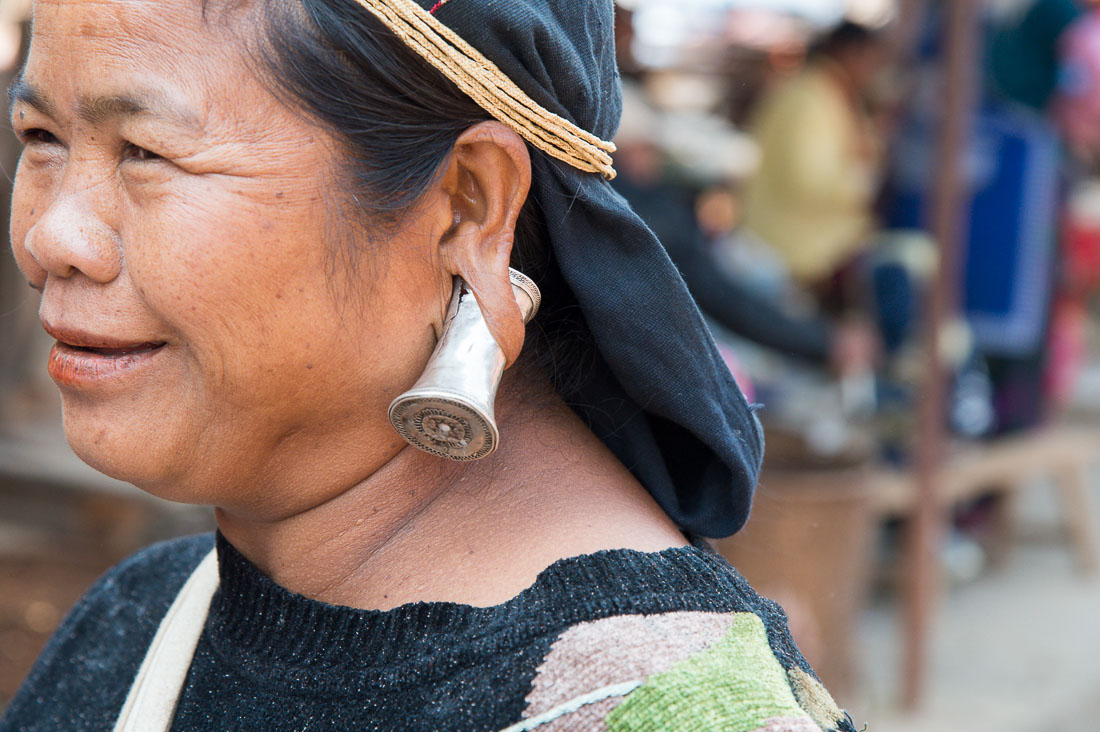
[112,549,219,732]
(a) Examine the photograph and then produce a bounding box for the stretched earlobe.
[447,238,526,366]
[388,269,541,460]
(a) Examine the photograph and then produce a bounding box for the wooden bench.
[868,423,1100,573]
[717,423,1100,702]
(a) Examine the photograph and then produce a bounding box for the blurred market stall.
[610,0,1100,719]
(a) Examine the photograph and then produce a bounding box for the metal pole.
[902,0,980,710]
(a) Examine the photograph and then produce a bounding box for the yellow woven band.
[349,0,618,180]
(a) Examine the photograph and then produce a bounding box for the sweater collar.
[209,532,745,688]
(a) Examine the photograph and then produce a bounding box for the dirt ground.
[854,476,1100,732]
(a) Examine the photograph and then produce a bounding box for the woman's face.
[10,0,447,516]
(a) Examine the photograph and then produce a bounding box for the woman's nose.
[21,196,123,285]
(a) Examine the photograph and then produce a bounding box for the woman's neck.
[214,375,687,610]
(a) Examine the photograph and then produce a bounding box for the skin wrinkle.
[12,0,688,611]
[230,7,374,273]
[229,16,387,311]
[307,462,448,600]
[6,80,205,134]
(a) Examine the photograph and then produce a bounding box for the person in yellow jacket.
[744,22,888,287]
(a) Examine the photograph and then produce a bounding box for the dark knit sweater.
[1,533,856,732]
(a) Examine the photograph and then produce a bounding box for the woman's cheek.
[121,166,335,336]
[9,207,36,281]
[122,209,309,365]
[10,167,54,285]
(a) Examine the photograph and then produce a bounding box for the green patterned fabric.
[605,613,815,732]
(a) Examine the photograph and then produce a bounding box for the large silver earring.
[388,268,541,460]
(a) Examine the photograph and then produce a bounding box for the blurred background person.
[743,21,889,296]
[613,81,878,382]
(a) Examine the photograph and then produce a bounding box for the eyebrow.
[8,77,201,131]
[8,78,55,118]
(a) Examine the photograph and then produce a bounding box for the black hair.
[812,20,882,59]
[252,0,591,396]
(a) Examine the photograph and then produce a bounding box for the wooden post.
[888,0,930,64]
[902,0,981,710]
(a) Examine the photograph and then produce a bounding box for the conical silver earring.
[388,268,541,460]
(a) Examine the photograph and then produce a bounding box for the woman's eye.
[19,128,59,145]
[124,142,162,162]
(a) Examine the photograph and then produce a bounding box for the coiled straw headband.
[349,0,618,179]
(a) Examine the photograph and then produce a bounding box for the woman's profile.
[1,1,857,730]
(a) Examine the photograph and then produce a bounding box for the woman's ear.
[437,121,532,366]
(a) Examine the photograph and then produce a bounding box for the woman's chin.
[60,404,206,505]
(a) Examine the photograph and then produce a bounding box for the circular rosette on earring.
[388,269,541,460]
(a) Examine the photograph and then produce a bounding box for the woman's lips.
[47,340,167,387]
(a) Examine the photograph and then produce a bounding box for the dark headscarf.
[419,0,764,537]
